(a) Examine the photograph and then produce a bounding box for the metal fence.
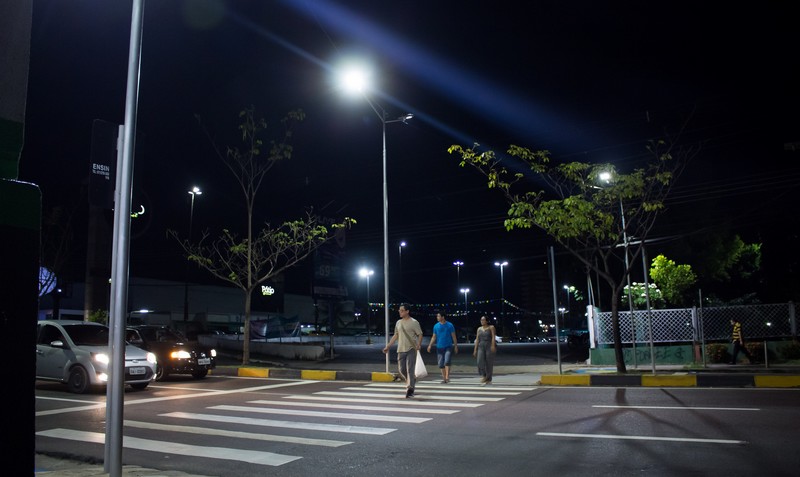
[593,302,797,345]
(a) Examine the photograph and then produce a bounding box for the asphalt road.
[35,371,800,476]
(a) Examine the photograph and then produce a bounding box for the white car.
[36,320,157,393]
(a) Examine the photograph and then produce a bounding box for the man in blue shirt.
[427,311,458,383]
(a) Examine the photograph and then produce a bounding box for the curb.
[540,373,800,388]
[213,366,396,382]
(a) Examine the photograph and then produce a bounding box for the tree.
[449,140,689,373]
[170,107,353,364]
[649,254,696,306]
[622,282,666,310]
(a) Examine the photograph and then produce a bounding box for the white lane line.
[36,396,100,404]
[160,411,395,435]
[315,391,504,402]
[365,383,536,391]
[35,381,317,417]
[247,400,460,414]
[211,405,431,423]
[593,405,760,411]
[342,386,519,396]
[124,420,351,447]
[36,428,300,466]
[284,395,483,408]
[536,432,746,445]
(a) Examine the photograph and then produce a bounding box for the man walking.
[427,311,458,383]
[383,303,423,397]
[730,318,753,364]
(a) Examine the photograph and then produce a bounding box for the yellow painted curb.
[371,372,395,382]
[642,375,696,387]
[540,375,590,386]
[238,367,269,378]
[754,375,800,388]
[301,370,337,380]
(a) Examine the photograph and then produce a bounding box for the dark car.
[126,325,216,381]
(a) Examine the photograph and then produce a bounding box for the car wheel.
[67,366,90,394]
[130,382,149,390]
[191,369,208,379]
[155,365,168,381]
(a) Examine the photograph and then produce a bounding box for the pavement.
[35,353,800,476]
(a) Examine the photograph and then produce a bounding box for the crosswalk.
[37,380,537,469]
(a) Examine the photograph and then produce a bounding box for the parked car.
[126,325,216,381]
[35,320,157,394]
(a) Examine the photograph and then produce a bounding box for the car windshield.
[140,327,185,343]
[64,324,109,346]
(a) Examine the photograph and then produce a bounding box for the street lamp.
[398,241,406,295]
[453,260,464,296]
[599,171,637,366]
[341,65,413,373]
[359,268,374,344]
[184,186,202,322]
[494,261,508,333]
[563,284,572,316]
[460,288,470,319]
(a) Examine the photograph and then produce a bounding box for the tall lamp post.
[398,241,406,296]
[460,288,470,320]
[183,186,202,322]
[453,260,463,298]
[359,268,374,344]
[494,261,508,335]
[599,171,637,367]
[341,66,413,373]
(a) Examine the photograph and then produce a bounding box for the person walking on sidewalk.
[383,303,423,397]
[427,311,458,383]
[729,318,753,364]
[473,315,497,384]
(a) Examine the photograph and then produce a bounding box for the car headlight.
[170,350,192,359]
[210,349,217,357]
[146,352,157,364]
[93,353,110,365]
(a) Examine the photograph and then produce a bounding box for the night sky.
[21,1,798,311]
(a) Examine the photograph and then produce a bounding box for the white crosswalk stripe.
[36,428,301,466]
[160,411,396,435]
[247,399,460,414]
[209,404,432,423]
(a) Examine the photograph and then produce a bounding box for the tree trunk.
[242,291,251,365]
[610,289,627,373]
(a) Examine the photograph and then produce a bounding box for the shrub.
[780,340,800,360]
[705,343,729,363]
[88,309,108,325]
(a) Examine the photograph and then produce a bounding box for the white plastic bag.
[415,350,428,378]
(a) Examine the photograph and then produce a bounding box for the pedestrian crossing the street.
[37,380,537,470]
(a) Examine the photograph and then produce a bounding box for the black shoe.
[405,388,414,398]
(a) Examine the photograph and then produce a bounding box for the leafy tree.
[449,140,689,373]
[649,254,696,306]
[170,107,354,364]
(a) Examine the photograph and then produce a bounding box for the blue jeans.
[436,346,453,368]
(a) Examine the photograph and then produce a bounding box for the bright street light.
[460,288,470,319]
[359,268,374,344]
[494,261,508,333]
[184,186,202,323]
[341,64,413,373]
[453,260,464,296]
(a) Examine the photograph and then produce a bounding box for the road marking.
[123,420,351,447]
[36,428,301,465]
[35,381,317,417]
[160,411,396,435]
[284,395,483,407]
[315,391,504,401]
[593,405,760,411]
[247,399,460,414]
[36,396,100,404]
[211,405,432,423]
[366,383,536,391]
[536,432,746,445]
[346,386,519,396]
